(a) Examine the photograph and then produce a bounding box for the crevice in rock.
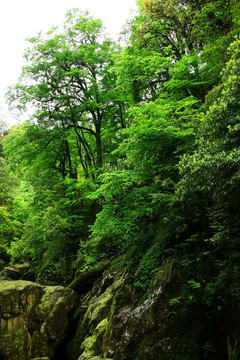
[52,315,80,360]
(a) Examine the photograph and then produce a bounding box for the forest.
[1,0,240,359]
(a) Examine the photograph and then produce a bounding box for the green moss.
[68,274,125,360]
[80,318,110,356]
[81,334,98,353]
[1,323,27,359]
[96,318,108,332]
[78,351,96,360]
[91,293,112,321]
[39,286,64,313]
[84,276,124,326]
[0,280,40,292]
[0,280,77,360]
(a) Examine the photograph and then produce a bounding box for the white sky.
[0,0,137,125]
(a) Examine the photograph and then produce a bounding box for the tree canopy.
[2,5,240,354]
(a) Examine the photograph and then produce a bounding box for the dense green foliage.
[2,3,240,349]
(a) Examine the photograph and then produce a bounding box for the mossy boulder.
[0,280,77,360]
[68,260,201,360]
[67,273,125,359]
[68,267,106,293]
[39,286,77,341]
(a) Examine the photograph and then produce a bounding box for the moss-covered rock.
[68,260,201,360]
[39,286,77,342]
[68,267,106,293]
[78,356,112,360]
[0,280,77,360]
[67,273,125,359]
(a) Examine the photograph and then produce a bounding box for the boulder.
[68,260,200,360]
[68,265,109,294]
[1,263,34,281]
[0,280,78,360]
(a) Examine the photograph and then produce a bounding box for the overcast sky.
[0,0,137,124]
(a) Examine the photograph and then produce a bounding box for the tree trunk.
[95,129,102,168]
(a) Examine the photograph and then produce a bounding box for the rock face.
[67,259,200,360]
[0,280,77,360]
[0,260,236,359]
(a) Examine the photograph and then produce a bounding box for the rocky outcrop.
[0,259,236,359]
[67,259,201,360]
[0,280,77,360]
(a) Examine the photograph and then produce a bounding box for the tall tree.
[3,123,87,283]
[8,9,122,176]
[4,10,126,281]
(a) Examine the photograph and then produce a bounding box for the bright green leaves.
[4,1,240,303]
[178,39,240,203]
[132,0,238,104]
[0,157,15,207]
[0,153,20,249]
[0,206,20,247]
[113,46,172,103]
[175,39,240,298]
[4,9,127,282]
[118,97,198,177]
[8,9,122,173]
[165,51,219,100]
[86,94,199,263]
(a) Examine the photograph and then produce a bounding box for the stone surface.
[0,263,34,281]
[68,267,106,293]
[67,272,124,360]
[0,280,77,360]
[67,259,201,360]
